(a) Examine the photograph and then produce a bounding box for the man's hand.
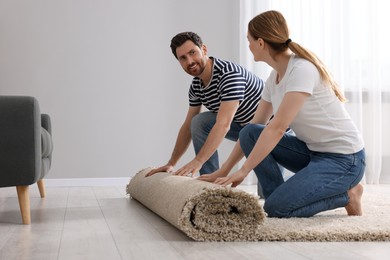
[214,169,248,187]
[145,164,174,177]
[174,159,202,177]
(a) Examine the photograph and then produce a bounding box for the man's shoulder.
[213,57,241,69]
[212,57,251,75]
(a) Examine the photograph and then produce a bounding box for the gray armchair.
[0,96,53,224]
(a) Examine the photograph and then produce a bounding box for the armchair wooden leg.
[16,186,31,225]
[37,179,46,198]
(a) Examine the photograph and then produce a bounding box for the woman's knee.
[239,124,265,140]
[239,124,266,153]
[263,199,288,218]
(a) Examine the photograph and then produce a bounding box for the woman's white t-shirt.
[262,55,364,154]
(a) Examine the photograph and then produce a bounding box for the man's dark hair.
[170,32,203,59]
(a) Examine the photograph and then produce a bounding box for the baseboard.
[44,177,130,187]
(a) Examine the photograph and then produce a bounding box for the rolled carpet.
[126,167,265,241]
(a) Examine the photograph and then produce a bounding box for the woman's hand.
[197,168,229,183]
[145,164,174,177]
[214,169,248,187]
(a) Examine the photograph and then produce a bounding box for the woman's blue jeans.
[239,124,366,218]
[191,111,244,174]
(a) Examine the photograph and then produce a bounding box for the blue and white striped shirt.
[189,57,264,125]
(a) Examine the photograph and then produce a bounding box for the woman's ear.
[257,38,265,48]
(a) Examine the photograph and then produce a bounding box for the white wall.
[0,0,240,179]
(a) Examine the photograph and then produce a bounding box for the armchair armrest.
[41,113,51,134]
[41,113,53,170]
[0,96,41,187]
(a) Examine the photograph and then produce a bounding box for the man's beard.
[186,62,205,77]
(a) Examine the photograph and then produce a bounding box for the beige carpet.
[126,167,390,242]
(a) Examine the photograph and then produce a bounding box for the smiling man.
[146,31,264,178]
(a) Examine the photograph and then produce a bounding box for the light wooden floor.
[0,184,389,260]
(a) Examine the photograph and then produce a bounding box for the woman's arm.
[250,99,274,124]
[197,139,244,182]
[215,91,309,187]
[198,99,273,182]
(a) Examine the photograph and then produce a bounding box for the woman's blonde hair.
[248,10,346,102]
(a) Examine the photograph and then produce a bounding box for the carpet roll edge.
[179,186,265,241]
[126,167,266,241]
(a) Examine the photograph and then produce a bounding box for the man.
[146,31,264,177]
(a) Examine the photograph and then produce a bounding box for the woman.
[198,10,365,218]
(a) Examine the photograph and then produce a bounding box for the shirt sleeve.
[285,60,319,95]
[261,71,276,103]
[219,71,246,102]
[188,84,202,106]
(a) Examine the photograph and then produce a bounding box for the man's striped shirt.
[189,57,264,125]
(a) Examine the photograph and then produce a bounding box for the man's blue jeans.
[191,111,243,174]
[239,124,366,217]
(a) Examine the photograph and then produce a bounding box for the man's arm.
[174,100,239,176]
[168,106,202,166]
[146,106,201,177]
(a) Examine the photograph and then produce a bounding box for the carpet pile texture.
[126,167,390,242]
[126,167,264,241]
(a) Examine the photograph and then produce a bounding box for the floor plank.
[0,184,389,260]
